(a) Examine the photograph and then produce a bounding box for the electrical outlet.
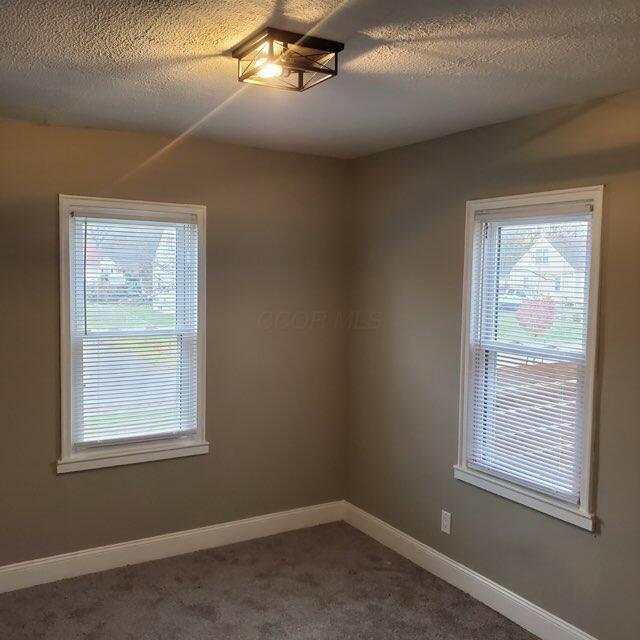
[441,510,451,535]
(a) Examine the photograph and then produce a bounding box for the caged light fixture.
[231,28,344,92]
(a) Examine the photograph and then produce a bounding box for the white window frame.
[58,195,208,473]
[455,186,603,530]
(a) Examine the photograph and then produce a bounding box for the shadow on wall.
[359,92,640,250]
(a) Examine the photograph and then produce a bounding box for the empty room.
[1,1,639,639]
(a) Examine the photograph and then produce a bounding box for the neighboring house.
[152,228,176,312]
[84,229,163,300]
[503,235,585,306]
[85,238,126,287]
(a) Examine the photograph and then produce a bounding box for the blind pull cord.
[83,219,88,336]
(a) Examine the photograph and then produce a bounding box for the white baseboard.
[0,500,345,594]
[343,502,597,640]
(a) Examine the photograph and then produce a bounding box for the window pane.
[468,210,594,506]
[76,334,197,445]
[73,220,197,332]
[70,215,199,448]
[470,349,582,501]
[482,220,591,351]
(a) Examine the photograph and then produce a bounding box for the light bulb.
[257,63,283,78]
[254,42,270,68]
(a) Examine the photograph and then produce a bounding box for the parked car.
[498,289,528,311]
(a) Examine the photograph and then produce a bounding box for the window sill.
[453,465,594,531]
[57,439,209,474]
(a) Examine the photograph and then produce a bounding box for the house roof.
[502,233,587,276]
[547,236,587,272]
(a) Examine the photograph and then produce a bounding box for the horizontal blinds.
[70,215,198,447]
[468,213,592,503]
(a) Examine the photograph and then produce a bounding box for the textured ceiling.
[1,0,639,158]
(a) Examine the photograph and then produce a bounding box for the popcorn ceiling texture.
[1,0,639,157]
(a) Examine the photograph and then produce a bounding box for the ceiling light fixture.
[231,28,344,92]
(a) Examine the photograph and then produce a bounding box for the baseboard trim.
[0,500,345,594]
[343,502,597,640]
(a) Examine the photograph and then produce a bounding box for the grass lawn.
[84,303,183,362]
[496,307,584,347]
[87,302,175,330]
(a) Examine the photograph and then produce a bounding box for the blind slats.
[70,216,199,447]
[468,213,592,504]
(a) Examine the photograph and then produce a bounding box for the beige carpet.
[0,522,537,639]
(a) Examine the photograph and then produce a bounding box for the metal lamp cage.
[231,28,345,92]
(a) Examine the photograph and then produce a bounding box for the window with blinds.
[456,188,602,530]
[59,196,207,473]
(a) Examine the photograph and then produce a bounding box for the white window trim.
[455,186,603,531]
[58,195,208,473]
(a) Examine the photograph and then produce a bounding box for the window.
[58,195,207,473]
[456,187,602,530]
[534,246,549,264]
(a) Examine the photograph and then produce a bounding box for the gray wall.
[0,119,349,565]
[347,91,640,640]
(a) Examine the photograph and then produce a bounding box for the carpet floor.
[0,522,538,640]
